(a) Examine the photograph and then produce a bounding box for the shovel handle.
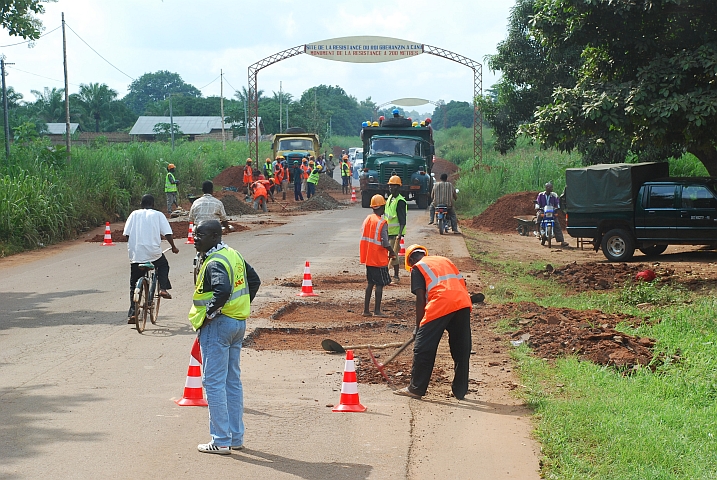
[382,336,415,366]
[344,341,405,351]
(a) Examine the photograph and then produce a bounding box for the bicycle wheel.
[150,273,160,324]
[135,278,148,333]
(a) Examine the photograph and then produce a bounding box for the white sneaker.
[197,443,231,455]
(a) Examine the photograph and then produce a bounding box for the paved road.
[0,198,539,479]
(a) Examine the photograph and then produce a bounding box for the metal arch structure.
[423,44,482,167]
[373,99,443,121]
[248,40,482,166]
[248,45,305,163]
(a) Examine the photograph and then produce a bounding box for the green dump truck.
[359,118,434,208]
[272,127,320,180]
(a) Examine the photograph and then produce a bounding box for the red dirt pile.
[432,157,459,182]
[533,262,648,292]
[86,221,248,242]
[466,191,565,234]
[212,166,244,190]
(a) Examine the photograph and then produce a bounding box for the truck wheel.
[416,194,428,210]
[601,229,635,262]
[639,244,668,257]
[361,191,371,208]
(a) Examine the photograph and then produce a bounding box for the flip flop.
[361,312,373,317]
[373,312,388,318]
[159,291,172,299]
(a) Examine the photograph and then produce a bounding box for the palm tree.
[72,83,118,132]
[31,87,65,123]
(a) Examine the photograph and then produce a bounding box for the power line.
[0,25,61,48]
[198,75,220,90]
[223,77,239,93]
[7,65,81,88]
[64,23,134,80]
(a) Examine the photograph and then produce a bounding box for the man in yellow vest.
[165,164,180,214]
[360,195,397,317]
[306,164,321,199]
[384,175,407,284]
[189,220,261,455]
[394,244,472,400]
[340,155,351,195]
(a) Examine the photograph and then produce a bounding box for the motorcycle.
[436,205,450,235]
[537,204,555,247]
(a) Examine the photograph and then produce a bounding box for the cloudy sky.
[0,0,514,113]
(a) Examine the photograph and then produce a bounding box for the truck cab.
[272,128,320,181]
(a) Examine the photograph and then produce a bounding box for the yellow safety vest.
[165,172,177,193]
[384,194,407,236]
[188,247,250,330]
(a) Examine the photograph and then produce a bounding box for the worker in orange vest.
[394,245,473,400]
[251,178,268,213]
[300,158,310,196]
[242,158,253,195]
[273,158,284,196]
[359,195,396,317]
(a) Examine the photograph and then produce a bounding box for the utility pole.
[169,94,175,151]
[286,104,289,129]
[220,69,225,150]
[243,95,248,145]
[279,81,282,133]
[1,57,13,163]
[62,12,71,163]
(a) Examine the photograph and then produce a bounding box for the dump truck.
[272,127,321,181]
[565,162,717,261]
[359,118,434,208]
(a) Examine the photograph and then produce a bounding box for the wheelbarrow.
[514,215,537,236]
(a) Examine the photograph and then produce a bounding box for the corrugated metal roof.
[129,116,243,135]
[46,123,79,135]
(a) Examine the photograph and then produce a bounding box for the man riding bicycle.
[123,194,179,324]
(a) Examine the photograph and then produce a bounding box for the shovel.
[321,339,405,354]
[368,335,415,382]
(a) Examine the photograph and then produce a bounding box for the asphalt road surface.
[0,198,540,479]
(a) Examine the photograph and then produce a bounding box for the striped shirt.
[431,181,455,207]
[189,194,228,224]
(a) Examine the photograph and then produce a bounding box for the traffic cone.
[399,237,406,256]
[175,338,208,407]
[297,260,318,297]
[332,350,366,412]
[351,187,357,203]
[101,222,115,246]
[185,222,195,244]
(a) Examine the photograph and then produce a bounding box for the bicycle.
[133,247,170,333]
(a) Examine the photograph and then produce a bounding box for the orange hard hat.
[370,194,386,208]
[388,175,402,186]
[404,244,428,271]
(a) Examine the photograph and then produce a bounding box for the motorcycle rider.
[535,181,569,247]
[431,173,459,234]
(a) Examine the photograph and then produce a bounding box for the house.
[129,116,262,142]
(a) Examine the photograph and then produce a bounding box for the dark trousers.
[409,307,471,399]
[129,254,171,309]
[294,183,304,201]
[307,183,316,198]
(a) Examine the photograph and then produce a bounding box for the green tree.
[524,0,717,172]
[0,0,52,40]
[152,122,183,142]
[100,100,138,132]
[123,71,201,115]
[70,83,118,133]
[431,101,474,130]
[30,87,64,123]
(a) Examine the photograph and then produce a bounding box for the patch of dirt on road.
[217,191,259,215]
[266,298,416,325]
[85,220,249,242]
[296,193,345,211]
[272,273,366,289]
[533,261,648,292]
[318,173,342,191]
[212,165,244,190]
[477,302,655,369]
[466,191,565,234]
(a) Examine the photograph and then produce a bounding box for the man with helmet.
[384,175,407,284]
[360,194,397,317]
[340,155,351,195]
[326,153,336,178]
[242,159,253,195]
[306,164,322,199]
[292,160,304,201]
[394,245,472,400]
[392,108,400,118]
[535,181,569,247]
[165,164,180,214]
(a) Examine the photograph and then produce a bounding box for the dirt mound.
[533,262,648,291]
[297,193,344,211]
[317,173,342,191]
[86,221,248,242]
[432,157,459,182]
[479,303,655,369]
[212,166,244,189]
[217,191,257,215]
[465,191,566,234]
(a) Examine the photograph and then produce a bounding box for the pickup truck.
[565,162,717,261]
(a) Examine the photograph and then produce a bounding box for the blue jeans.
[294,182,304,201]
[198,314,246,447]
[307,182,316,198]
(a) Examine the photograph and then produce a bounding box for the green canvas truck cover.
[565,162,669,213]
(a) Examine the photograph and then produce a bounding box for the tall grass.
[0,139,271,254]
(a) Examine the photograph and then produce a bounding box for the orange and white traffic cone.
[101,222,115,246]
[297,260,318,297]
[332,350,366,412]
[399,237,406,256]
[175,338,208,407]
[185,222,195,244]
[351,187,357,203]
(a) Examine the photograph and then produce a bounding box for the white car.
[348,147,359,163]
[352,148,363,166]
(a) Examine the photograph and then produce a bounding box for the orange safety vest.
[300,164,309,179]
[414,256,472,326]
[252,181,267,199]
[243,165,253,185]
[274,165,283,183]
[260,179,272,191]
[360,214,389,267]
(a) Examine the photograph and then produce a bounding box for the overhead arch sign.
[305,36,423,63]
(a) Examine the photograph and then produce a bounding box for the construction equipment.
[321,339,405,354]
[368,336,415,382]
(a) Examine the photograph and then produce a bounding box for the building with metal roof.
[45,123,80,135]
[129,116,262,141]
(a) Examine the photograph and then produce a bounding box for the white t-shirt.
[123,209,173,263]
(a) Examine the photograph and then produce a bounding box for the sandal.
[361,312,373,317]
[159,291,172,299]
[393,387,422,399]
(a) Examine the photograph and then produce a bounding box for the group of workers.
[242,155,329,207]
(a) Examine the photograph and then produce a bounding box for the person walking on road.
[165,164,180,214]
[306,164,321,199]
[384,175,407,284]
[394,245,472,400]
[340,155,352,195]
[360,195,397,317]
[535,181,569,247]
[242,159,253,196]
[123,194,179,323]
[189,181,230,230]
[189,220,261,455]
[431,173,459,233]
[292,160,304,201]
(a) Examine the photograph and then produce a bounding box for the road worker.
[273,158,283,195]
[242,159,253,195]
[360,194,396,317]
[384,175,407,284]
[307,164,321,199]
[340,155,351,195]
[394,245,472,400]
[251,178,268,213]
[263,158,273,179]
[165,164,180,214]
[292,160,304,201]
[300,158,310,195]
